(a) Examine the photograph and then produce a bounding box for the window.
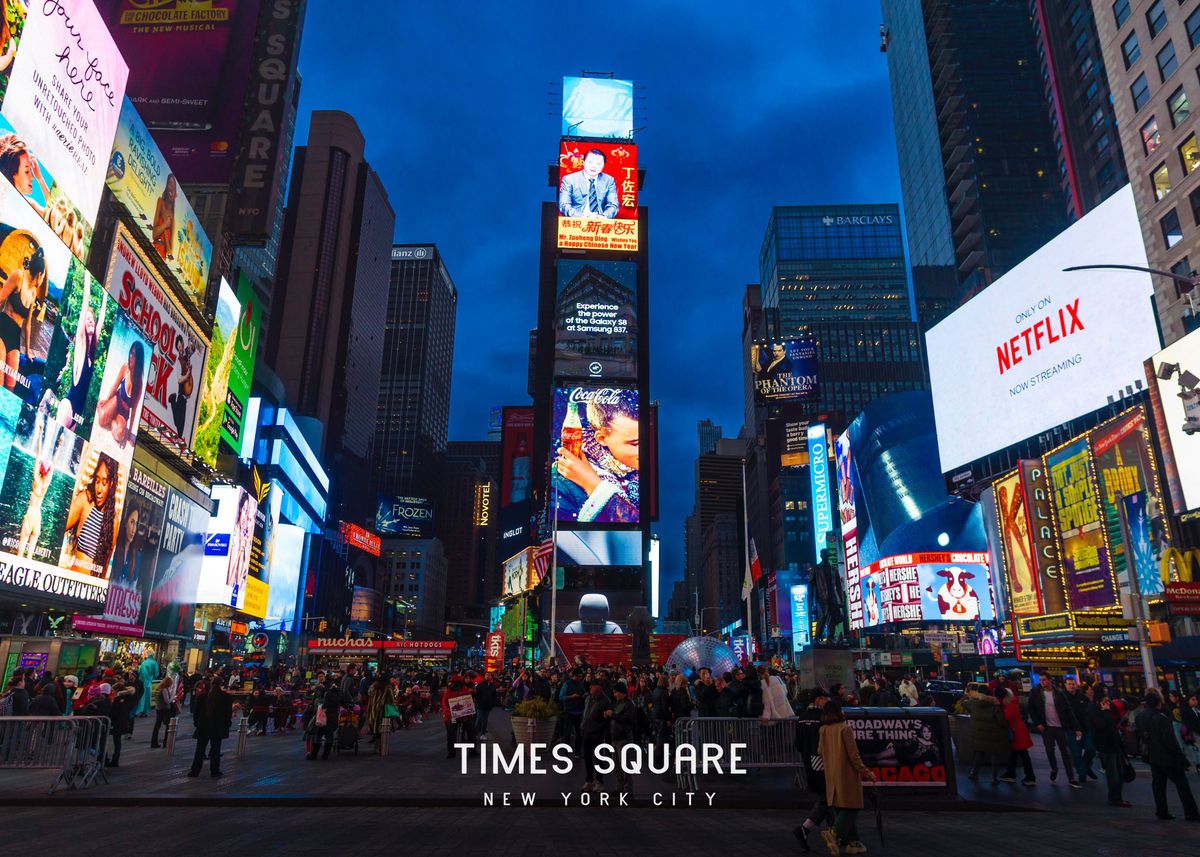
[1074,30,1088,53]
[1162,208,1184,249]
[1172,257,1192,280]
[1097,159,1117,186]
[1181,134,1200,173]
[1153,162,1172,199]
[1158,41,1179,81]
[1097,133,1112,153]
[1132,73,1151,110]
[1190,186,1200,224]
[1094,106,1109,130]
[1170,86,1191,127]
[1147,0,1167,37]
[1144,116,1163,154]
[1113,0,1130,27]
[1085,79,1100,102]
[1080,55,1095,80]
[1122,32,1140,68]
[1189,7,1200,49]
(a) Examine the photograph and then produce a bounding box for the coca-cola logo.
[568,387,627,405]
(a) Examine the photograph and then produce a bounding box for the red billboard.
[501,406,533,507]
[485,632,504,673]
[340,521,381,557]
[556,141,639,252]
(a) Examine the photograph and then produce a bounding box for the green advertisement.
[195,280,239,467]
[224,273,261,452]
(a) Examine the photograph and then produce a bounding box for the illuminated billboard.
[992,470,1042,615]
[1150,327,1200,512]
[790,584,810,653]
[0,0,128,250]
[1045,438,1117,611]
[562,77,633,139]
[751,339,818,403]
[926,186,1162,472]
[556,141,638,252]
[375,495,434,538]
[857,552,995,628]
[555,530,642,567]
[503,547,534,597]
[197,484,259,610]
[194,278,257,466]
[552,386,639,524]
[556,567,645,636]
[555,260,637,380]
[341,521,381,556]
[105,226,208,449]
[1019,459,1067,614]
[106,100,213,312]
[808,423,833,563]
[500,406,532,507]
[837,429,861,630]
[142,487,208,638]
[264,522,304,632]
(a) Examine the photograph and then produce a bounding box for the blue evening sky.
[293,3,902,594]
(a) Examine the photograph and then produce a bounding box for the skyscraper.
[698,420,723,456]
[268,111,396,521]
[372,245,459,499]
[881,0,1070,328]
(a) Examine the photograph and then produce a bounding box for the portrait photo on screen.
[553,387,639,524]
[556,141,638,252]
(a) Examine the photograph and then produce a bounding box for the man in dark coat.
[1138,690,1200,820]
[794,688,832,850]
[29,683,61,716]
[609,682,638,792]
[188,680,234,777]
[5,675,31,715]
[694,668,719,717]
[1029,676,1081,787]
[580,680,613,792]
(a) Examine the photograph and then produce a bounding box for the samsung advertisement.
[555,260,638,380]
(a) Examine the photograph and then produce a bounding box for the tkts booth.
[302,638,455,671]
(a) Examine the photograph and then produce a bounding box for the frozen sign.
[2,0,129,223]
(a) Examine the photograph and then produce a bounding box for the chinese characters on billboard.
[751,339,818,402]
[552,387,639,525]
[1045,439,1117,610]
[555,260,637,380]
[556,141,638,252]
[562,77,633,139]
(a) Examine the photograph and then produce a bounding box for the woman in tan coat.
[817,697,875,855]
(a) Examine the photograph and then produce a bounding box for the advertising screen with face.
[143,487,207,638]
[751,339,818,403]
[556,141,638,252]
[0,0,128,259]
[552,386,639,525]
[197,484,258,608]
[562,77,633,139]
[555,260,637,380]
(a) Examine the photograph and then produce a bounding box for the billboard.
[555,260,637,380]
[503,547,534,597]
[808,423,833,563]
[555,530,642,566]
[106,100,213,312]
[926,185,1162,472]
[194,278,237,467]
[485,631,504,673]
[72,464,167,637]
[99,0,261,186]
[562,77,633,139]
[197,484,258,610]
[837,429,862,630]
[500,406,533,507]
[857,552,995,628]
[555,584,644,635]
[992,471,1042,615]
[556,140,638,252]
[1088,407,1169,591]
[751,339,818,403]
[552,386,639,524]
[223,273,260,450]
[1045,438,1117,611]
[790,583,810,654]
[1149,327,1200,512]
[375,494,433,538]
[1018,459,1067,614]
[105,225,208,448]
[264,521,304,632]
[143,487,208,638]
[340,521,381,556]
[498,501,530,562]
[0,0,128,244]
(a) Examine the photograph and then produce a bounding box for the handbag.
[315,706,328,728]
[384,703,400,718]
[1120,754,1136,783]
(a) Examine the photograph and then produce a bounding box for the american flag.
[534,537,554,582]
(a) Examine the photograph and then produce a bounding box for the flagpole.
[741,457,754,647]
[549,477,559,666]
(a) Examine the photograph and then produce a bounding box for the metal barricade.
[0,716,111,794]
[671,717,804,791]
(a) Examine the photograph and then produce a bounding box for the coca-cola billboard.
[552,386,639,525]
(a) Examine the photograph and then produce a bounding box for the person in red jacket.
[440,675,478,759]
[998,687,1036,785]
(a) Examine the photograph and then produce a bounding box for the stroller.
[335,706,361,755]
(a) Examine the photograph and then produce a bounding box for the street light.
[1064,263,1197,325]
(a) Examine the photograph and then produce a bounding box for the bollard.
[164,716,178,758]
[235,716,249,757]
[379,717,390,757]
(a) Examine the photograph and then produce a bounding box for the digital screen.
[105,226,208,448]
[556,587,645,635]
[926,186,1162,472]
[264,522,304,632]
[556,140,638,253]
[0,0,128,230]
[195,279,238,467]
[1045,438,1117,610]
[498,502,529,564]
[1150,327,1200,512]
[375,494,434,538]
[562,76,633,139]
[197,484,259,609]
[751,339,818,402]
[555,260,637,380]
[500,406,533,507]
[808,423,833,563]
[106,100,213,313]
[503,548,534,597]
[142,487,208,638]
[552,387,639,524]
[790,584,810,653]
[555,530,642,566]
[857,553,995,628]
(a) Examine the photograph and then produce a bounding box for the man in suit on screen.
[558,149,619,218]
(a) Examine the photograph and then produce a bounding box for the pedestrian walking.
[1029,676,1082,788]
[965,685,1008,785]
[1087,685,1131,808]
[581,680,613,792]
[818,697,876,855]
[998,687,1036,785]
[608,681,637,794]
[188,679,234,778]
[794,688,833,851]
[1138,690,1200,821]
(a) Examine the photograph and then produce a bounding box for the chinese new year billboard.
[556,141,638,253]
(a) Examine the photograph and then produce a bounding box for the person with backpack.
[794,688,833,851]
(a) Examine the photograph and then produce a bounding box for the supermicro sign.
[926,185,1160,472]
[808,424,833,564]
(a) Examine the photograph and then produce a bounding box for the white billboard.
[1151,328,1200,511]
[926,185,1161,472]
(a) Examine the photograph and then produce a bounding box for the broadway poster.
[1045,439,1117,610]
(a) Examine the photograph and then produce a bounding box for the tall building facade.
[1029,0,1130,221]
[881,0,1070,328]
[268,111,396,522]
[698,420,723,455]
[441,441,501,622]
[372,245,459,498]
[1094,0,1200,342]
[758,204,926,420]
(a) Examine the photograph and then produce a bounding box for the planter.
[949,714,972,762]
[511,715,558,745]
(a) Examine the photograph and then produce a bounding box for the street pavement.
[1,711,1199,855]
